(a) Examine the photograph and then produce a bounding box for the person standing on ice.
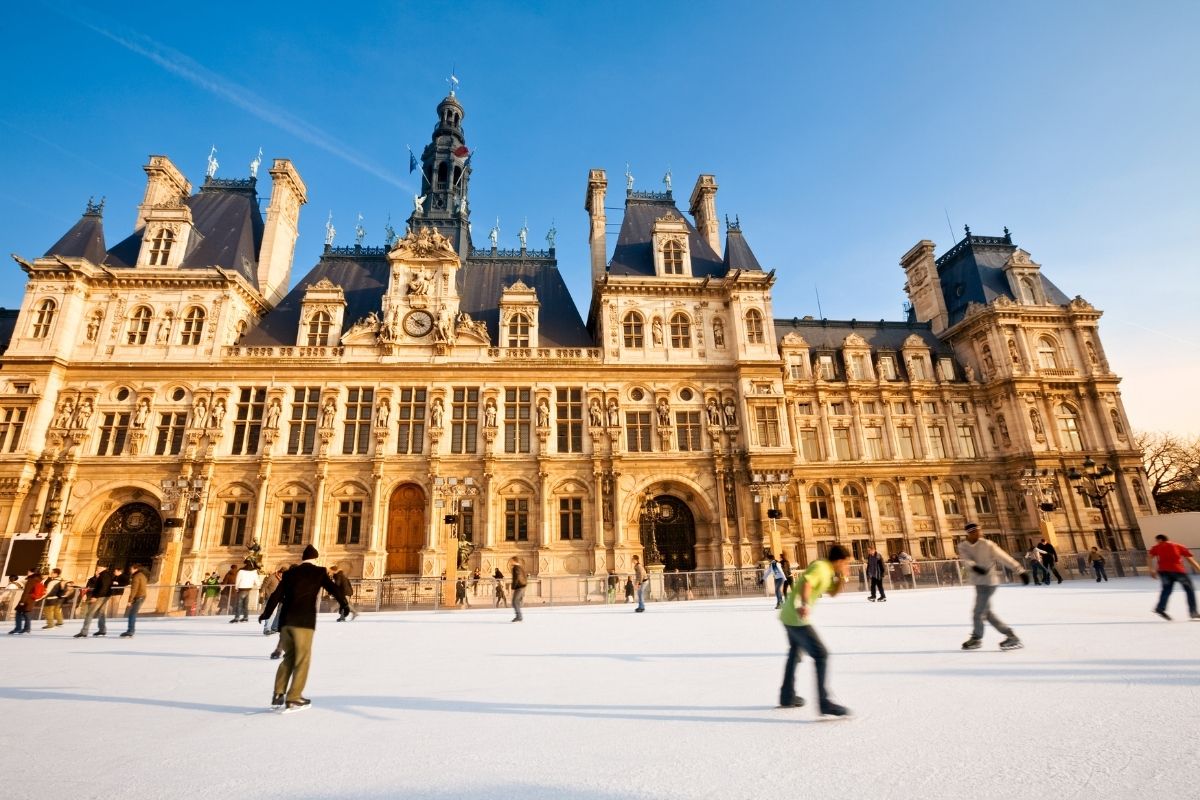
[1036,538,1063,584]
[778,544,851,716]
[865,546,887,602]
[1148,534,1200,621]
[119,563,148,637]
[75,565,122,638]
[958,523,1030,651]
[632,555,648,612]
[766,556,786,609]
[509,557,528,622]
[258,544,350,712]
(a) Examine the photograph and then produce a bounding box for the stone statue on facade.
[72,399,93,429]
[434,306,454,344]
[209,399,226,429]
[413,194,426,215]
[656,398,670,426]
[485,399,498,428]
[206,145,219,179]
[430,398,445,428]
[518,219,528,250]
[192,398,208,428]
[133,398,150,428]
[652,318,663,346]
[706,398,721,427]
[546,221,557,250]
[712,318,724,347]
[265,399,282,429]
[53,400,74,429]
[250,146,263,178]
[588,398,603,428]
[1029,408,1044,436]
[86,313,101,343]
[408,269,431,296]
[625,163,634,191]
[376,399,390,428]
[722,397,737,427]
[536,397,550,427]
[488,219,499,249]
[325,212,336,246]
[321,398,336,429]
[606,398,620,428]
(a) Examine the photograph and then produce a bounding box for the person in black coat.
[865,547,887,602]
[75,566,123,638]
[259,545,349,711]
[1037,538,1064,584]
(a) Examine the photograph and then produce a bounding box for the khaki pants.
[43,602,64,627]
[274,626,315,702]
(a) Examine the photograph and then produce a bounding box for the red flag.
[453,145,470,158]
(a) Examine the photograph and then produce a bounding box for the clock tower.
[410,89,473,261]
[379,225,470,353]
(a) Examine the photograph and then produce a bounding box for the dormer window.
[307,311,331,346]
[669,312,691,348]
[148,228,175,266]
[663,240,684,275]
[127,306,153,345]
[508,313,530,348]
[623,312,644,348]
[31,299,57,339]
[180,307,206,345]
[745,309,764,344]
[1020,276,1038,304]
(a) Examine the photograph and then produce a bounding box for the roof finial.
[249,146,263,178]
[324,211,335,247]
[84,196,105,216]
[354,213,366,247]
[206,145,219,179]
[447,69,459,97]
[963,224,971,239]
[546,218,557,250]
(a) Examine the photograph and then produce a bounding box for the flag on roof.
[453,145,470,158]
[408,146,417,174]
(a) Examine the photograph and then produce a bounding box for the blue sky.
[2,1,1197,434]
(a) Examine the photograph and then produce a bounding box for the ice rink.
[2,576,1198,799]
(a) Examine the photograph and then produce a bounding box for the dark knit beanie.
[302,544,319,560]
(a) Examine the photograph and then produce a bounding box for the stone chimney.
[688,174,719,254]
[135,156,191,230]
[585,169,607,283]
[258,159,308,307]
[900,240,949,333]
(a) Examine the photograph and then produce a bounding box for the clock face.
[403,310,434,337]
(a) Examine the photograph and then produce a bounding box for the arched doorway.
[386,483,426,574]
[96,502,163,570]
[641,495,696,571]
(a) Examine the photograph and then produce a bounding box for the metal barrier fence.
[0,551,1150,622]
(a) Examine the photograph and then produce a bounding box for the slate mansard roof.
[241,248,593,349]
[608,192,757,278]
[934,231,1070,326]
[775,317,958,382]
[43,179,266,284]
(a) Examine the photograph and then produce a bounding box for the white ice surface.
[2,578,1198,799]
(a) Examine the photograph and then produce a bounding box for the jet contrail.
[66,11,410,191]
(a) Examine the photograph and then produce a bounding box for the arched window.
[436,162,448,186]
[31,299,57,339]
[876,483,898,518]
[1020,276,1037,304]
[507,313,530,348]
[1109,408,1126,437]
[842,485,864,519]
[1037,337,1059,369]
[971,481,993,515]
[148,228,175,266]
[669,312,691,348]
[940,482,962,515]
[745,309,764,344]
[307,311,331,346]
[180,307,206,346]
[808,485,829,520]
[623,312,644,348]
[127,306,153,345]
[1056,404,1084,451]
[908,482,931,516]
[662,240,684,275]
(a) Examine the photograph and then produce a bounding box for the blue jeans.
[79,598,108,635]
[971,585,1014,639]
[234,589,250,621]
[10,608,31,633]
[1029,562,1048,584]
[780,623,829,707]
[1156,572,1197,615]
[511,587,526,620]
[636,582,646,611]
[773,577,784,606]
[125,597,145,633]
[1094,564,1108,582]
[264,604,281,635]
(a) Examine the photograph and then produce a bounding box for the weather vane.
[447,69,460,96]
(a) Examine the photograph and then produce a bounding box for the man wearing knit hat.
[259,544,350,712]
[957,522,1030,651]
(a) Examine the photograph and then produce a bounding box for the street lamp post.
[1067,457,1119,551]
[748,472,790,562]
[1019,467,1059,550]
[158,475,206,596]
[639,494,665,566]
[433,476,479,607]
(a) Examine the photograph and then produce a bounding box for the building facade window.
[450,388,479,454]
[669,313,691,348]
[876,484,898,517]
[220,501,250,546]
[1056,404,1084,451]
[287,387,321,455]
[941,482,962,515]
[849,354,867,380]
[279,500,307,545]
[504,387,532,453]
[625,411,652,452]
[623,312,644,348]
[559,497,583,540]
[830,402,847,416]
[148,228,174,265]
[788,356,806,380]
[0,407,27,452]
[662,240,684,274]
[96,412,131,456]
[796,401,813,416]
[909,483,931,516]
[896,426,916,459]
[754,406,781,447]
[818,355,835,380]
[307,312,331,346]
[939,358,955,381]
[926,426,947,459]
[507,313,530,348]
[504,498,529,541]
[342,387,374,455]
[336,500,364,545]
[972,482,993,514]
[879,356,897,380]
[556,387,584,453]
[127,307,153,345]
[1037,337,1059,369]
[956,424,978,458]
[31,299,56,339]
[180,307,206,345]
[231,387,266,456]
[842,485,864,518]
[864,426,884,459]
[154,412,188,456]
[745,309,764,344]
[396,387,427,454]
[808,485,830,520]
[833,427,853,460]
[676,411,702,451]
[799,428,822,460]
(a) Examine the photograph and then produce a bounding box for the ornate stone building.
[0,91,1152,583]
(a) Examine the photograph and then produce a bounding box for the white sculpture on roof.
[489,219,499,248]
[625,163,634,191]
[249,147,262,178]
[324,212,336,246]
[206,145,219,179]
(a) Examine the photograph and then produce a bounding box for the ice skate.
[1154,609,1171,621]
[271,693,285,708]
[819,702,851,717]
[283,698,311,713]
[999,635,1023,651]
[961,636,982,650]
[777,696,806,708]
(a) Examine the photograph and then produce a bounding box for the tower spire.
[411,90,472,258]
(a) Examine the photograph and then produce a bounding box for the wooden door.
[387,484,426,574]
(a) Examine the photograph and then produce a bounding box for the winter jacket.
[865,553,885,580]
[511,564,528,589]
[1087,551,1106,564]
[634,562,647,585]
[260,573,281,598]
[127,571,148,601]
[897,553,914,575]
[957,539,1023,586]
[202,576,220,598]
[91,570,118,599]
[234,568,259,590]
[261,560,348,630]
[17,573,42,611]
[333,571,354,598]
[1037,542,1059,565]
[42,577,63,602]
